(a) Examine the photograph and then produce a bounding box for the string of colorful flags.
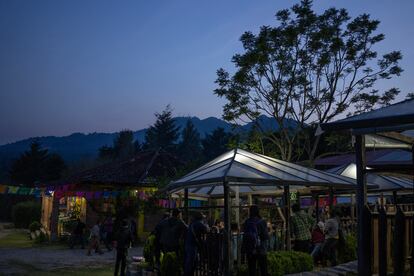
[0,184,207,208]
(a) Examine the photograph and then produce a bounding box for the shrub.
[29,221,41,232]
[143,234,156,266]
[338,234,357,263]
[160,252,181,276]
[266,251,313,276]
[11,201,41,228]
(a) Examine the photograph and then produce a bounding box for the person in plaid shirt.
[291,203,314,253]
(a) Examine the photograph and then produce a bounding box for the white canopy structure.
[167,148,361,197]
[327,163,413,192]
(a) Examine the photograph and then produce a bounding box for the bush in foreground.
[238,251,313,276]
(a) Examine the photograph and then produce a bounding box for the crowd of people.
[68,203,343,276]
[69,215,137,276]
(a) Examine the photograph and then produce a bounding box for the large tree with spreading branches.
[214,0,402,163]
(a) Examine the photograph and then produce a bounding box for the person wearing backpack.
[159,208,187,254]
[242,205,269,276]
[184,212,209,276]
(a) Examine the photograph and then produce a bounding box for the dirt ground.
[0,224,143,275]
[0,246,143,275]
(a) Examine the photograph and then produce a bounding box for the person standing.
[323,209,339,266]
[103,215,114,251]
[70,218,86,249]
[159,208,187,254]
[87,219,103,255]
[184,212,209,276]
[153,212,171,268]
[242,205,269,276]
[291,203,314,253]
[114,219,133,276]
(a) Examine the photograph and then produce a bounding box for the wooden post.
[248,194,253,206]
[351,193,356,221]
[378,207,387,276]
[184,188,189,224]
[393,206,406,276]
[355,134,370,275]
[284,185,291,251]
[223,181,232,275]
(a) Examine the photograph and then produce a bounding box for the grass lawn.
[0,230,67,250]
[0,231,34,248]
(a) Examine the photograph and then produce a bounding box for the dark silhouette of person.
[242,205,269,276]
[114,219,133,276]
[184,212,209,276]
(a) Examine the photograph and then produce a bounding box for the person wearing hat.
[114,219,133,276]
[184,212,209,276]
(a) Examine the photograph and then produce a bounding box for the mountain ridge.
[0,116,297,164]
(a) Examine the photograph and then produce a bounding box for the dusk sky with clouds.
[1,0,413,145]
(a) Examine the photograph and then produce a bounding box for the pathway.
[287,261,358,276]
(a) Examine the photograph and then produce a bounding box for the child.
[311,222,325,262]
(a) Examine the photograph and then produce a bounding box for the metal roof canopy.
[166,148,366,196]
[327,163,413,193]
[320,99,414,134]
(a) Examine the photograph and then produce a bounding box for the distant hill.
[0,116,297,172]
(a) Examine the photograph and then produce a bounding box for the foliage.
[338,234,357,263]
[266,251,313,276]
[11,201,41,228]
[29,221,41,232]
[201,127,233,160]
[145,105,179,151]
[10,141,66,186]
[34,231,48,244]
[160,252,181,276]
[177,119,202,164]
[99,130,139,160]
[214,0,402,163]
[143,234,156,266]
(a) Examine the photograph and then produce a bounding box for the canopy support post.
[223,180,232,275]
[315,194,320,222]
[355,134,370,275]
[329,188,334,210]
[284,185,291,251]
[184,188,189,223]
[393,191,398,206]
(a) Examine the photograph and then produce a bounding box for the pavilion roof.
[320,99,414,133]
[327,163,413,192]
[166,148,366,197]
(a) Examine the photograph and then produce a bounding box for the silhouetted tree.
[177,119,202,164]
[202,127,233,160]
[9,141,65,186]
[144,105,179,151]
[99,130,139,160]
[215,0,402,163]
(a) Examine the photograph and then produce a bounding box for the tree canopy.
[144,105,179,151]
[99,130,139,160]
[214,0,402,162]
[9,141,66,186]
[202,127,233,161]
[178,119,202,164]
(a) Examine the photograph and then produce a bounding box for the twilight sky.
[1,0,413,145]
